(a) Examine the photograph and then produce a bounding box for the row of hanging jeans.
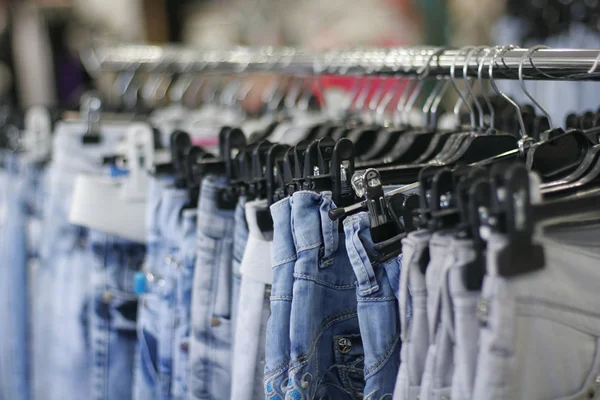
[4,46,600,400]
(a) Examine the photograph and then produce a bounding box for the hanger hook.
[588,50,600,74]
[477,47,495,130]
[463,47,486,129]
[450,46,476,128]
[519,45,553,128]
[489,46,531,149]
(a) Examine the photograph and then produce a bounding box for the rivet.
[337,337,352,354]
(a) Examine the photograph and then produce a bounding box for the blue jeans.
[231,196,248,341]
[172,208,198,400]
[0,153,46,400]
[134,175,173,400]
[157,188,189,400]
[394,230,432,400]
[38,123,127,400]
[343,212,401,400]
[285,191,365,400]
[88,231,146,400]
[189,176,236,400]
[264,197,296,400]
[231,199,272,400]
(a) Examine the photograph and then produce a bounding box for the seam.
[272,255,297,268]
[358,296,397,302]
[264,358,291,380]
[270,295,293,301]
[293,273,357,290]
[365,334,401,378]
[296,241,323,252]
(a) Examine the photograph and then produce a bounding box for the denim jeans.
[473,228,600,400]
[343,212,401,400]
[134,175,173,400]
[157,188,189,400]
[231,199,272,400]
[264,197,296,400]
[231,196,249,341]
[38,122,127,400]
[419,231,455,400]
[88,230,146,400]
[285,191,364,400]
[394,230,432,400]
[0,153,46,400]
[172,209,197,400]
[189,176,236,400]
[448,239,480,400]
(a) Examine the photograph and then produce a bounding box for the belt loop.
[344,215,379,296]
[320,194,339,262]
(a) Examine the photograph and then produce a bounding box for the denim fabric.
[285,191,364,400]
[419,231,455,400]
[38,122,127,400]
[88,230,146,400]
[231,199,272,400]
[473,228,600,400]
[342,212,401,400]
[172,209,197,400]
[189,176,236,400]
[448,239,480,400]
[0,153,42,400]
[264,197,296,400]
[393,230,432,400]
[134,175,173,400]
[157,188,189,400]
[231,196,248,340]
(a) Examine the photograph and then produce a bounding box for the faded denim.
[285,191,364,400]
[231,196,248,340]
[264,197,296,400]
[172,209,197,400]
[134,175,173,400]
[189,176,236,400]
[88,231,146,400]
[157,188,189,400]
[419,231,455,400]
[231,199,272,400]
[38,123,127,400]
[473,228,600,400]
[393,230,432,400]
[343,212,402,400]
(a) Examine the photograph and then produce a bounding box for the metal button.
[337,337,352,354]
[211,317,221,327]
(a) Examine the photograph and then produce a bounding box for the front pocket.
[334,334,366,395]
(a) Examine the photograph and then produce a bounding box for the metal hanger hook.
[489,46,530,147]
[588,50,600,74]
[464,47,486,129]
[477,47,495,130]
[519,45,553,128]
[450,46,477,128]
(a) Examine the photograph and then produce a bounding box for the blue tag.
[133,271,148,295]
[110,165,129,178]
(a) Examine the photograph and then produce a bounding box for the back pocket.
[334,334,366,396]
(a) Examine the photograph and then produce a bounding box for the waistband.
[196,175,235,239]
[270,197,296,267]
[146,175,175,241]
[290,190,340,260]
[181,208,198,241]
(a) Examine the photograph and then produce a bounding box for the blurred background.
[0,0,598,120]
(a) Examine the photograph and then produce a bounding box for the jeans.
[0,153,45,400]
[157,188,189,400]
[473,228,600,400]
[394,230,432,400]
[134,175,173,400]
[285,191,364,400]
[419,231,455,400]
[38,122,127,400]
[448,239,480,400]
[172,209,198,400]
[189,176,236,400]
[231,196,249,342]
[343,212,401,400]
[88,231,146,400]
[264,198,296,400]
[231,199,272,400]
